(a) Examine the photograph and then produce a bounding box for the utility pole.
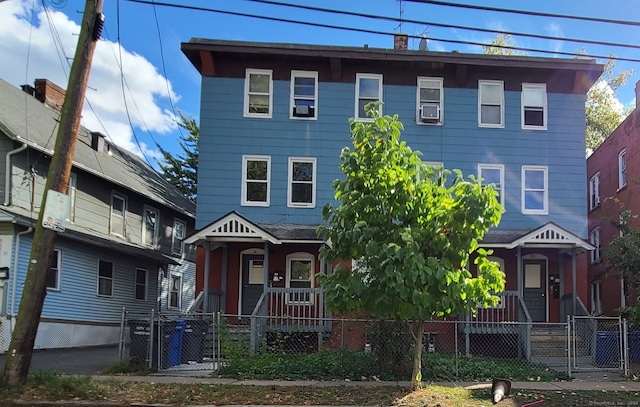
[2,0,104,385]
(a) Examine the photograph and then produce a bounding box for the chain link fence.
[118,310,640,378]
[119,309,216,372]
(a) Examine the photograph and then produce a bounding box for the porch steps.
[530,327,589,361]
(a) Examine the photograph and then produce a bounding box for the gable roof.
[482,222,594,253]
[0,78,195,218]
[185,211,323,245]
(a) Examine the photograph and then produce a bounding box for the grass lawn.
[1,373,639,407]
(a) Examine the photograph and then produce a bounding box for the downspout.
[203,241,211,313]
[4,143,28,206]
[10,227,33,328]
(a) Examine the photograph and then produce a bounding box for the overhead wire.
[244,0,640,52]
[124,0,640,64]
[403,0,640,28]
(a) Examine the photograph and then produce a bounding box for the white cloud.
[0,0,178,156]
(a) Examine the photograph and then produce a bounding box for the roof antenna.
[396,0,404,32]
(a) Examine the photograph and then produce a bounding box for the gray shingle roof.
[0,78,195,218]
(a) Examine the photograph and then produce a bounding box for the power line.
[244,0,640,52]
[125,0,640,64]
[404,0,640,28]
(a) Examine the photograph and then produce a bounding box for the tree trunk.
[410,319,424,390]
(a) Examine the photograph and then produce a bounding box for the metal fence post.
[118,307,126,360]
[623,318,629,376]
[454,320,459,380]
[148,309,155,369]
[566,315,571,377]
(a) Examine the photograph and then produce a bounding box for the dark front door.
[241,254,264,315]
[523,260,547,322]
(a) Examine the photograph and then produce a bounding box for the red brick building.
[587,81,640,316]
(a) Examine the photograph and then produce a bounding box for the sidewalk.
[91,373,640,392]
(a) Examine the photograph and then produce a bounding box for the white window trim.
[241,155,271,207]
[47,249,61,291]
[521,83,548,130]
[589,173,600,210]
[478,163,505,207]
[290,70,318,120]
[97,260,113,297]
[285,252,315,305]
[521,165,548,215]
[355,73,383,122]
[134,268,148,301]
[169,273,183,309]
[590,227,601,263]
[287,157,317,208]
[416,77,444,125]
[142,205,159,247]
[172,219,186,256]
[243,68,273,118]
[478,80,505,128]
[110,192,127,237]
[618,149,627,190]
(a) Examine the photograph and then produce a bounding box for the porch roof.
[481,222,595,253]
[185,211,323,245]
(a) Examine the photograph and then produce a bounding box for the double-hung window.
[172,219,186,256]
[46,249,61,290]
[97,260,113,297]
[417,77,443,124]
[521,166,548,214]
[110,193,126,236]
[619,149,627,189]
[478,164,505,206]
[290,70,317,119]
[521,83,547,129]
[355,73,382,121]
[169,274,182,309]
[244,69,272,118]
[143,206,159,247]
[288,157,316,208]
[286,252,314,304]
[589,173,600,210]
[590,227,601,263]
[135,268,147,300]
[242,155,271,206]
[478,80,504,127]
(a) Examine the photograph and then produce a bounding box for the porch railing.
[518,294,532,361]
[187,289,223,313]
[464,290,520,333]
[250,287,328,353]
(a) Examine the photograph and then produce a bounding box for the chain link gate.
[571,315,627,375]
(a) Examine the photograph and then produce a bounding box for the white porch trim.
[505,222,594,252]
[185,211,281,245]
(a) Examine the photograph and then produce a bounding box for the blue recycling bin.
[167,319,186,367]
[629,331,640,363]
[595,331,620,367]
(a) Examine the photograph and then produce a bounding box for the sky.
[0,0,639,168]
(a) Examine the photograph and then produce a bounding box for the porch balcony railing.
[250,287,327,353]
[465,290,520,333]
[187,289,223,313]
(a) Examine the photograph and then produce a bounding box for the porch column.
[263,241,270,290]
[517,246,522,296]
[221,245,228,312]
[203,240,211,313]
[571,247,577,315]
[559,252,565,318]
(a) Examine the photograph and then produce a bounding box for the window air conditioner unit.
[293,104,314,117]
[420,104,440,122]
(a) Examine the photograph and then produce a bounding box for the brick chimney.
[394,33,408,50]
[33,79,66,111]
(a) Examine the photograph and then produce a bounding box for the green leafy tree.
[156,111,199,201]
[586,58,634,152]
[604,208,640,326]
[482,34,526,56]
[318,104,505,389]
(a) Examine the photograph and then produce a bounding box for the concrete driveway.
[0,346,120,375]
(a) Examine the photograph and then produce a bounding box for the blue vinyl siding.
[10,237,161,323]
[197,77,588,237]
